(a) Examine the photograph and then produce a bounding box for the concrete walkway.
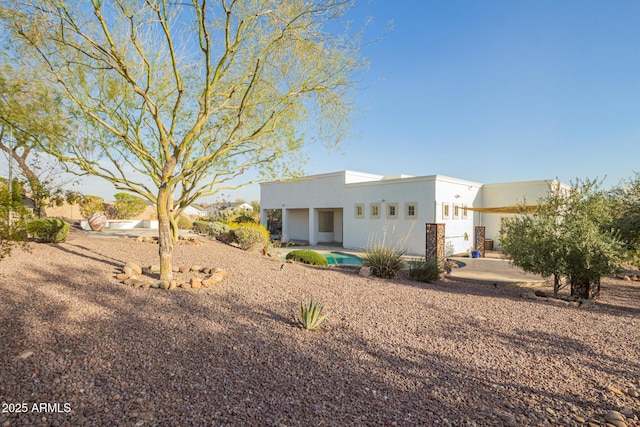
[447,253,549,286]
[78,228,199,239]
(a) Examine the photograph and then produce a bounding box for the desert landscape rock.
[1,229,638,426]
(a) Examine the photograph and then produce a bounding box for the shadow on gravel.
[47,242,125,269]
[2,256,639,426]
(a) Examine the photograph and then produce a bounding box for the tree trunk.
[157,186,174,288]
[570,277,591,300]
[553,273,561,298]
[170,215,179,243]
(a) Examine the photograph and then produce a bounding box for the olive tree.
[608,172,640,251]
[1,0,363,286]
[500,179,625,300]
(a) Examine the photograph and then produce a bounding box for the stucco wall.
[481,180,556,248]
[341,177,437,255]
[433,177,483,255]
[260,171,560,257]
[287,209,309,241]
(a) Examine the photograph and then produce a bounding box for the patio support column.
[281,208,289,243]
[308,208,317,245]
[260,209,268,230]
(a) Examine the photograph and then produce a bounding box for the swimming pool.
[322,251,363,266]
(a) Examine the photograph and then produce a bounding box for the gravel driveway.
[1,228,639,426]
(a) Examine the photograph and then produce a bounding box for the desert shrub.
[409,257,441,283]
[628,250,640,269]
[217,231,238,245]
[286,249,328,266]
[233,214,257,224]
[0,182,31,259]
[193,220,210,234]
[79,195,104,217]
[362,245,405,278]
[113,193,146,219]
[298,297,329,330]
[26,218,70,243]
[208,221,231,237]
[234,223,270,251]
[176,214,193,230]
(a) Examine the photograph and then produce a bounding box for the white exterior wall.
[287,209,309,241]
[260,171,560,257]
[481,180,556,248]
[433,177,483,255]
[342,177,437,255]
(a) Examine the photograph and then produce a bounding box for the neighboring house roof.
[182,205,207,216]
[204,202,253,214]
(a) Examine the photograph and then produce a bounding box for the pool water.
[323,251,363,266]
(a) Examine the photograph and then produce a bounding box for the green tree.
[608,172,640,250]
[0,179,31,260]
[0,62,80,216]
[2,0,363,287]
[113,193,147,219]
[500,179,625,300]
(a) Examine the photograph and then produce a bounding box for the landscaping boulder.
[358,266,372,277]
[190,277,202,289]
[124,261,142,276]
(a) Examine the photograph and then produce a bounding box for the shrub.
[0,182,31,259]
[217,231,237,245]
[234,223,270,251]
[176,214,193,230]
[79,195,104,217]
[113,193,147,219]
[286,249,328,266]
[233,214,257,224]
[207,221,231,237]
[409,257,442,283]
[193,220,210,234]
[362,245,404,278]
[26,218,70,243]
[298,297,329,330]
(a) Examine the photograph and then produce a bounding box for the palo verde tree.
[0,62,81,216]
[500,179,625,300]
[1,0,364,287]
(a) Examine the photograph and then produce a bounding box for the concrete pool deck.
[276,246,548,286]
[447,253,549,287]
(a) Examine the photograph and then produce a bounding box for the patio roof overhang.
[466,205,539,214]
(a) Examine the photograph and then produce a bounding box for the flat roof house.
[260,170,561,256]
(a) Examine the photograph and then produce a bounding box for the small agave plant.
[298,297,329,330]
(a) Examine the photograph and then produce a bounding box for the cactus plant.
[298,298,329,330]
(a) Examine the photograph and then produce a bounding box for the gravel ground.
[1,227,639,427]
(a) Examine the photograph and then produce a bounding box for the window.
[453,204,460,219]
[462,205,468,219]
[405,202,417,219]
[354,203,364,219]
[442,203,450,219]
[370,203,380,219]
[387,203,398,219]
[319,211,334,232]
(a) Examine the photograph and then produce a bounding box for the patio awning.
[466,205,539,214]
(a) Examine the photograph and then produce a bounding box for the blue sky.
[6,0,639,202]
[300,0,640,191]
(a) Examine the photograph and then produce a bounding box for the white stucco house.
[260,170,562,256]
